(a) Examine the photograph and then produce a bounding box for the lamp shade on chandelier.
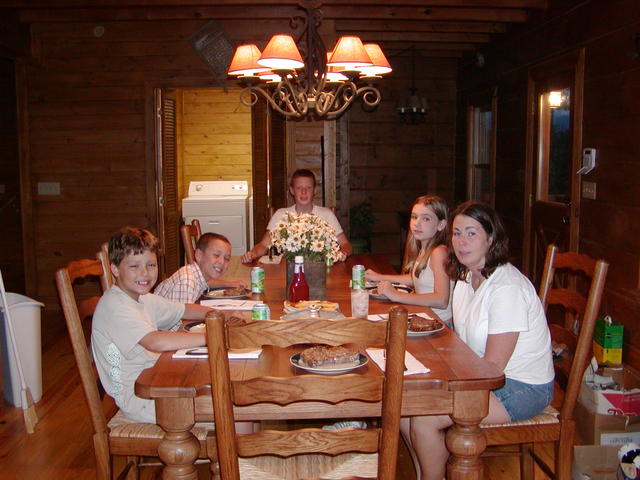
[227,1,391,120]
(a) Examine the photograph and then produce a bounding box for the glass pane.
[547,88,571,203]
[474,110,492,166]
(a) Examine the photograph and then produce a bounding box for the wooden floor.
[0,310,556,479]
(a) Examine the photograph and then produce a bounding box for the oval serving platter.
[203,287,250,300]
[290,353,368,375]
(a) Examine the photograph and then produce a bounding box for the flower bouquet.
[270,212,342,263]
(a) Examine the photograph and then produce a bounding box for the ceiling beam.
[379,41,476,51]
[1,0,548,7]
[336,19,507,34]
[18,5,529,23]
[360,32,491,43]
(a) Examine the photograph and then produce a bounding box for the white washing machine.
[182,181,253,256]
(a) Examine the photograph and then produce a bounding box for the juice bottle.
[289,255,309,302]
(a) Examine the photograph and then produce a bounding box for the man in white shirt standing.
[241,169,352,263]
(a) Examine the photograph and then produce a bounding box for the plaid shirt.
[154,263,208,304]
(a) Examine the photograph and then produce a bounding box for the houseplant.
[270,213,342,300]
[349,201,376,253]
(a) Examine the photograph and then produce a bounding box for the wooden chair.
[55,258,214,480]
[481,245,609,480]
[97,242,114,291]
[205,306,408,480]
[181,219,202,264]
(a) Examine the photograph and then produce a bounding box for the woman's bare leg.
[410,394,510,480]
[401,417,422,479]
[410,414,452,480]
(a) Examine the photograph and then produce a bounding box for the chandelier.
[397,46,428,125]
[227,0,392,120]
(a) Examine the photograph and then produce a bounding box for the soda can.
[351,264,365,289]
[251,266,265,293]
[252,303,270,321]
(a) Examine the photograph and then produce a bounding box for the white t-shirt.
[453,263,554,385]
[91,286,185,422]
[267,205,343,235]
[412,256,453,321]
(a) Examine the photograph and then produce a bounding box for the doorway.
[523,49,585,283]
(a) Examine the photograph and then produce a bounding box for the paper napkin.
[259,254,282,264]
[173,347,262,359]
[200,299,261,310]
[366,348,430,376]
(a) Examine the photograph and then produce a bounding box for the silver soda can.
[251,266,265,293]
[352,264,365,289]
[252,303,270,321]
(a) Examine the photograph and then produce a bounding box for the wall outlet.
[582,181,596,200]
[37,182,61,195]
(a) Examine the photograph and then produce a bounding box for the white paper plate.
[290,353,368,375]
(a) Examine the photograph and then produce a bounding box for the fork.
[383,349,408,372]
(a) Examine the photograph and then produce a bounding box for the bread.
[408,316,441,332]
[285,300,339,311]
[299,345,360,368]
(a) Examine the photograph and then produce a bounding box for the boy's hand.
[241,251,254,264]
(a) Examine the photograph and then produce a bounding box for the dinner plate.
[406,315,445,337]
[290,353,368,375]
[184,321,205,333]
[367,284,413,301]
[203,287,250,300]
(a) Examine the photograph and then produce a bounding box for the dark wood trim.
[522,75,535,276]
[144,82,158,237]
[18,6,529,23]
[2,0,547,7]
[15,58,36,296]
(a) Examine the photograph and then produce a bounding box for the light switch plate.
[582,181,596,200]
[37,182,61,195]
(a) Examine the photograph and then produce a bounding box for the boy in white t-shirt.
[91,227,212,422]
[241,169,352,263]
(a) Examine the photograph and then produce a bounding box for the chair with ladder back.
[481,244,608,480]
[181,219,202,265]
[55,256,216,480]
[205,306,408,480]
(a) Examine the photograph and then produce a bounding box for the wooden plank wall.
[19,17,459,319]
[286,120,326,206]
[457,0,640,369]
[0,57,24,292]
[177,88,251,203]
[349,55,458,266]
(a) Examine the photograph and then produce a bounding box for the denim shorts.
[493,378,554,422]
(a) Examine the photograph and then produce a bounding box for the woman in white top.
[365,195,453,324]
[405,201,554,480]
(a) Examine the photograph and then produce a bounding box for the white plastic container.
[0,293,44,407]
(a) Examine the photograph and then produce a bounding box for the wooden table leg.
[156,398,201,480]
[446,390,489,480]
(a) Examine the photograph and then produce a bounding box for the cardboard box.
[572,445,619,480]
[575,401,640,445]
[580,366,640,416]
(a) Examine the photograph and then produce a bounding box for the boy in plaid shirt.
[155,232,247,304]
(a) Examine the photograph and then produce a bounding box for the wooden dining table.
[136,254,504,480]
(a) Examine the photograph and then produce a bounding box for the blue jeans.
[493,378,554,422]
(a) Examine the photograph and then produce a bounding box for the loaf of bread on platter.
[299,345,360,368]
[408,316,441,332]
